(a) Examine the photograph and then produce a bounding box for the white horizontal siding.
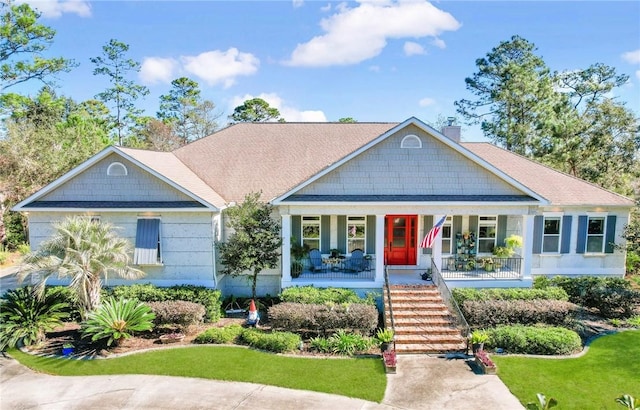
[26,211,215,282]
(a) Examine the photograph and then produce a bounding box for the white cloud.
[20,0,91,18]
[182,48,260,88]
[320,3,332,12]
[230,93,327,122]
[140,57,178,85]
[284,0,460,67]
[431,38,446,49]
[419,97,436,107]
[292,0,304,8]
[404,41,425,56]
[622,49,640,64]
[369,65,381,72]
[636,70,640,81]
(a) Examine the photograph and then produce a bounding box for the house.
[13,117,634,297]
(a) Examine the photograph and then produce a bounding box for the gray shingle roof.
[285,194,536,202]
[462,143,634,207]
[117,147,227,209]
[174,122,399,203]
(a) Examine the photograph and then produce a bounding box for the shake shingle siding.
[297,126,523,197]
[40,155,195,203]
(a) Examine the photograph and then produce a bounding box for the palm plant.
[18,216,144,318]
[0,286,69,350]
[81,297,155,347]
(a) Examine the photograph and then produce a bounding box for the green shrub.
[327,329,373,355]
[308,331,374,355]
[0,252,7,265]
[147,301,206,330]
[105,284,222,322]
[17,243,31,255]
[280,286,376,305]
[628,316,640,328]
[0,286,69,350]
[194,324,243,344]
[268,302,378,335]
[45,286,82,322]
[452,287,569,305]
[81,298,155,347]
[309,336,332,353]
[462,300,578,327]
[549,276,639,318]
[486,325,582,355]
[239,328,301,353]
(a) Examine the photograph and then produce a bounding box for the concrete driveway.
[0,351,523,410]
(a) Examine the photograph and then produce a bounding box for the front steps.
[384,284,467,354]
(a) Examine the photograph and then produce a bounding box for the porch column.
[432,214,445,272]
[522,214,534,280]
[375,214,385,284]
[281,214,292,285]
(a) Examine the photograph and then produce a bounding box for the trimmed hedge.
[104,284,222,322]
[545,276,639,318]
[462,300,578,328]
[280,286,376,305]
[268,302,378,335]
[486,325,582,355]
[193,325,301,353]
[194,324,243,344]
[452,287,569,305]
[146,300,205,329]
[239,328,302,353]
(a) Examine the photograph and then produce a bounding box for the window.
[400,134,422,149]
[347,216,366,253]
[543,217,561,253]
[134,218,162,265]
[478,216,497,253]
[107,162,128,176]
[441,216,453,254]
[302,216,321,250]
[587,216,605,253]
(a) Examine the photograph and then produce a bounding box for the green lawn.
[493,330,640,409]
[9,346,387,403]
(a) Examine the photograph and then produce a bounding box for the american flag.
[420,215,447,248]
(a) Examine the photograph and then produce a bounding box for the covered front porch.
[280,210,535,289]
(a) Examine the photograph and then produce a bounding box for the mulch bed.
[26,318,247,359]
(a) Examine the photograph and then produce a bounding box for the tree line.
[0,4,638,272]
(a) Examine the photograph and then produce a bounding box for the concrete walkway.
[0,352,523,409]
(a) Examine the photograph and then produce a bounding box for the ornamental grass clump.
[81,297,155,347]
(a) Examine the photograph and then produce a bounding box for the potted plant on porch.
[291,238,309,278]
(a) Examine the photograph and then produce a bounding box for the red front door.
[384,215,417,265]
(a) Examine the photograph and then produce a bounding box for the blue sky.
[16,0,640,141]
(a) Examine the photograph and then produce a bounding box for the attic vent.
[401,134,422,149]
[107,162,128,176]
